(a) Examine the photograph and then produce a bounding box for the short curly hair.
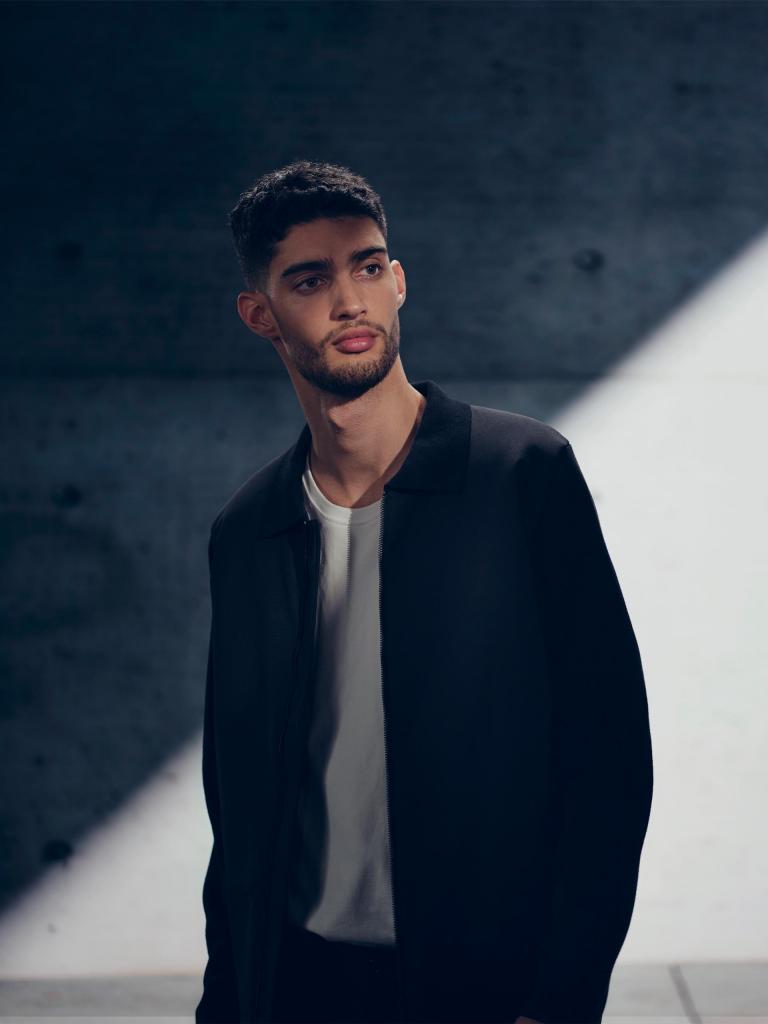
[229,159,388,292]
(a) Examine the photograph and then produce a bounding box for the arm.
[517,440,654,1024]
[195,526,240,1024]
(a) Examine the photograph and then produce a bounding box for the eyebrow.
[279,245,389,281]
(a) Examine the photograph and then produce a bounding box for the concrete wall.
[1,0,766,972]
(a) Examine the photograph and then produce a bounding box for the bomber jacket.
[195,377,654,1024]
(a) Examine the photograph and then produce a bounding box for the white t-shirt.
[283,452,396,946]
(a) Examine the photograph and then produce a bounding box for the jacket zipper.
[258,515,318,1019]
[260,502,401,1018]
[277,518,311,758]
[378,488,405,1018]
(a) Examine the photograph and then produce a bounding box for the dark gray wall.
[2,0,767,908]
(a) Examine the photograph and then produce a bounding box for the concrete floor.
[1,963,768,1022]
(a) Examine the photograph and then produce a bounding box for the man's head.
[230,160,406,399]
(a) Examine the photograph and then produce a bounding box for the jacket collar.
[257,378,471,538]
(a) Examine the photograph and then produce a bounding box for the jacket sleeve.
[195,524,241,1024]
[517,440,654,1024]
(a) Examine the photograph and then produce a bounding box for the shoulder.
[469,400,571,469]
[468,404,596,534]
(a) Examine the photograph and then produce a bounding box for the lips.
[332,327,378,353]
[333,328,377,346]
[334,333,377,353]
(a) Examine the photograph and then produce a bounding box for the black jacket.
[195,378,654,1024]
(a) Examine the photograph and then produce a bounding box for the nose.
[331,282,367,320]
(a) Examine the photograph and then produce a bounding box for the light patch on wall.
[0,736,210,977]
[551,227,768,963]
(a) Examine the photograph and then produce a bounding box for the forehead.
[275,215,385,265]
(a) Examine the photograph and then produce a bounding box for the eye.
[294,263,382,293]
[295,276,322,292]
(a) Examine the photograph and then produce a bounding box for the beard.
[289,319,401,399]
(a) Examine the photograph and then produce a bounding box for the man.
[195,160,654,1024]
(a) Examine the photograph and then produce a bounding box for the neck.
[301,366,426,508]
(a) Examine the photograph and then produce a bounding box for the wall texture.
[1,0,767,969]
